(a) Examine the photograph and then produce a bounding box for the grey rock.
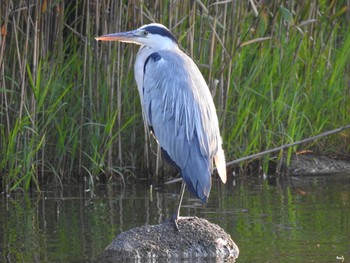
[290,155,350,175]
[97,217,239,262]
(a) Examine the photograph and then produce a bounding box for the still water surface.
[1,173,349,262]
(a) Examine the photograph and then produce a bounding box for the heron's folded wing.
[142,50,220,199]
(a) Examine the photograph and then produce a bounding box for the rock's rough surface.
[97,217,239,262]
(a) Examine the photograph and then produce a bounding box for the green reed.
[0,0,349,192]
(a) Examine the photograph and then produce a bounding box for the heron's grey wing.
[142,50,220,201]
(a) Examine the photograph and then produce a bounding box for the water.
[1,173,349,262]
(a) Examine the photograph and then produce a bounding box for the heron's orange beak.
[95,31,136,43]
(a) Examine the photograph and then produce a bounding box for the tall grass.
[0,0,349,192]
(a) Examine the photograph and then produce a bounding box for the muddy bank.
[289,155,350,175]
[97,217,239,262]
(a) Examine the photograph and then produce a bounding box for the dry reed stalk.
[1,0,349,191]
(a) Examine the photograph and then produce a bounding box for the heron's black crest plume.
[143,25,178,44]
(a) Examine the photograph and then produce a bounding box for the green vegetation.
[0,1,349,192]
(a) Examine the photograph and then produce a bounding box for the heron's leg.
[174,181,185,231]
[176,181,185,219]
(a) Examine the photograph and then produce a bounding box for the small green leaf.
[280,6,294,25]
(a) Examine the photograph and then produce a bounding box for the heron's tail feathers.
[214,147,227,183]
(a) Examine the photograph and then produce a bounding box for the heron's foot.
[171,214,197,232]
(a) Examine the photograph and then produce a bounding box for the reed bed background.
[0,0,349,192]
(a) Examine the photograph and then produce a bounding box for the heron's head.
[96,23,178,50]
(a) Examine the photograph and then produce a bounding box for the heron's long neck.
[134,44,179,101]
[134,46,155,100]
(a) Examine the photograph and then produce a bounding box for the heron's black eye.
[144,30,149,36]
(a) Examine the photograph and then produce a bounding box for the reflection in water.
[1,174,349,262]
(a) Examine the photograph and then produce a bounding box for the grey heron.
[96,23,227,229]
